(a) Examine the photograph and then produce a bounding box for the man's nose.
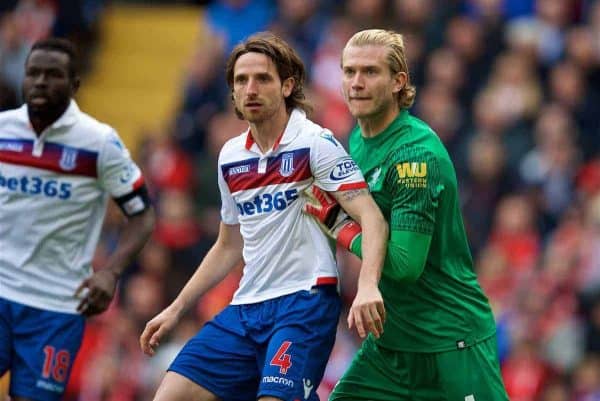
[34,73,48,86]
[351,73,365,90]
[246,77,258,95]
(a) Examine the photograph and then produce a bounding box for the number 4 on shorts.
[270,341,292,374]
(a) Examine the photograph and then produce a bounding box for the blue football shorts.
[168,285,341,401]
[0,297,85,401]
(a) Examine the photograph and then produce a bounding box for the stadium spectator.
[0,12,29,99]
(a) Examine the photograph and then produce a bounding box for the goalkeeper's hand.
[303,185,362,251]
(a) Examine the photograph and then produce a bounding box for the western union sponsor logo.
[395,162,427,179]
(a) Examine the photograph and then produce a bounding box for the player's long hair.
[343,29,416,110]
[225,32,312,118]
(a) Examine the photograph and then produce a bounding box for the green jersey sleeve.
[350,230,432,282]
[384,147,444,235]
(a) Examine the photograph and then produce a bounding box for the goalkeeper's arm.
[350,230,431,282]
[304,185,388,283]
[304,185,388,338]
[304,186,430,282]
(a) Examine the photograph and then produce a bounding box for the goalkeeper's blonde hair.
[343,29,416,110]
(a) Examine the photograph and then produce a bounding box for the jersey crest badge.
[59,147,78,171]
[279,152,295,177]
[367,167,382,190]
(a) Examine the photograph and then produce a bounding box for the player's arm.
[75,195,155,317]
[367,147,442,282]
[332,188,388,286]
[76,132,157,317]
[304,186,388,338]
[140,222,243,356]
[351,229,431,282]
[306,131,388,338]
[331,188,388,339]
[304,187,429,283]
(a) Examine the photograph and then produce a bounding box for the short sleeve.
[310,130,366,191]
[218,157,239,225]
[384,147,445,235]
[98,130,144,197]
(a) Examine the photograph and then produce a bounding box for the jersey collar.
[49,99,80,129]
[358,108,410,144]
[18,99,81,132]
[244,108,306,153]
[379,108,409,137]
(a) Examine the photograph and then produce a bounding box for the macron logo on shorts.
[303,378,313,399]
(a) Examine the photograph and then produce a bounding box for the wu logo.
[279,153,294,177]
[396,162,427,179]
[59,147,78,171]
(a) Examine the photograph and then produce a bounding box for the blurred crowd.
[2,0,600,400]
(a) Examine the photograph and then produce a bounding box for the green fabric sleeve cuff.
[350,233,363,258]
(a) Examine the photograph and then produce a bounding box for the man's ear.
[392,72,407,95]
[282,77,295,98]
[71,76,81,95]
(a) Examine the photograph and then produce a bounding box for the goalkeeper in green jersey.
[304,29,510,400]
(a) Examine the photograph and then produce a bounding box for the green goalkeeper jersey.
[349,109,496,352]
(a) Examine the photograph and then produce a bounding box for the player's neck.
[28,111,61,136]
[358,106,400,139]
[27,101,69,136]
[249,108,290,153]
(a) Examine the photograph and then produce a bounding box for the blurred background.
[1,0,600,400]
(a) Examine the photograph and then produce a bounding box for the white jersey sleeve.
[310,129,365,191]
[97,130,143,198]
[218,150,240,225]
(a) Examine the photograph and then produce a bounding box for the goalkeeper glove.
[303,185,362,250]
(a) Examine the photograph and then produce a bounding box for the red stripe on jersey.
[272,130,285,151]
[315,277,338,285]
[225,148,311,192]
[337,181,367,191]
[227,157,311,192]
[0,141,98,177]
[132,175,145,190]
[245,129,286,151]
[245,131,254,150]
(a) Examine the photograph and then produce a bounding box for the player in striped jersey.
[0,38,155,401]
[140,32,388,401]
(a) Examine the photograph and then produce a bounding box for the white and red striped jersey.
[218,109,366,304]
[0,101,144,313]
